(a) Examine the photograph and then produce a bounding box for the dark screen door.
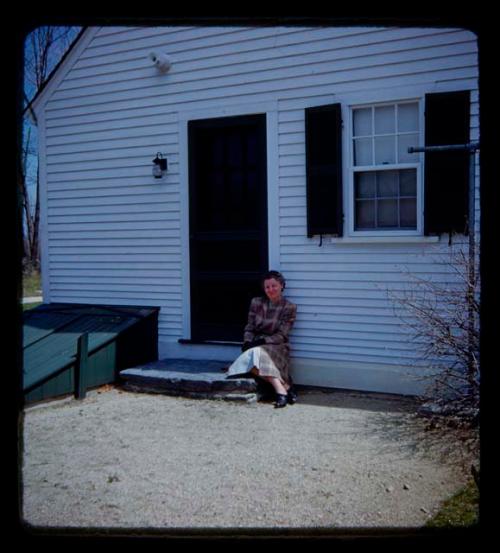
[188,114,268,342]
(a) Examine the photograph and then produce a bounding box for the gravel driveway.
[21,386,477,533]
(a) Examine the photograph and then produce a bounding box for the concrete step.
[119,358,258,402]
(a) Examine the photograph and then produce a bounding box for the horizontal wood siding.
[41,25,478,384]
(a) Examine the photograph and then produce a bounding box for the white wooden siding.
[36,25,479,393]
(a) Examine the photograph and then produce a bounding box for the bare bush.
[389,246,479,419]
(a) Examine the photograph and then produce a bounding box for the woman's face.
[264,278,283,303]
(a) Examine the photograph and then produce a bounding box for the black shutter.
[424,91,470,235]
[305,103,343,237]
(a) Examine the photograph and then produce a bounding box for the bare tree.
[21,26,80,273]
[389,245,480,419]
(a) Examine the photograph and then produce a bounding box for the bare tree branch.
[22,26,80,273]
[387,246,480,417]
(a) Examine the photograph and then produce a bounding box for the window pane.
[398,103,419,132]
[400,169,417,196]
[398,133,419,163]
[354,137,372,165]
[355,172,376,198]
[377,171,398,197]
[229,170,244,206]
[374,136,395,164]
[356,200,375,228]
[354,169,418,230]
[375,105,395,134]
[353,108,372,136]
[378,199,398,227]
[212,136,225,167]
[198,239,261,272]
[246,133,258,166]
[400,198,417,228]
[351,100,421,233]
[227,134,243,167]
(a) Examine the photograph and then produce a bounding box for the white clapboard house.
[29,24,479,395]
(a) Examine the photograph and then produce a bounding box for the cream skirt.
[226,346,283,381]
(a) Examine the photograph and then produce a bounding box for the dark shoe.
[287,386,298,405]
[274,394,288,408]
[256,378,276,402]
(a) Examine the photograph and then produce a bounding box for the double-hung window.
[350,101,422,234]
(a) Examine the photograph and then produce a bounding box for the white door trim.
[177,100,279,339]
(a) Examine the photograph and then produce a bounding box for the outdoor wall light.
[152,153,168,178]
[149,52,172,73]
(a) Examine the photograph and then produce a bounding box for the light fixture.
[149,52,172,73]
[152,153,167,178]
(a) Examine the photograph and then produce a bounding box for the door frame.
[178,101,279,340]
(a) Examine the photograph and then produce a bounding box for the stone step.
[119,358,258,402]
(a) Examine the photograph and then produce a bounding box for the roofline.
[23,26,88,122]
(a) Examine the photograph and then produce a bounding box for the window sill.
[331,236,440,244]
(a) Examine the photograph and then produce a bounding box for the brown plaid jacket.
[243,296,297,382]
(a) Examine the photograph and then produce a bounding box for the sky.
[22,27,82,211]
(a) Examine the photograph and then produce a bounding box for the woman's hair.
[261,270,286,290]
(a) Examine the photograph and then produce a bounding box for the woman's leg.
[250,367,290,395]
[259,375,289,395]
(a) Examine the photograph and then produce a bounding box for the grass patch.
[23,302,43,311]
[23,270,42,297]
[426,479,479,527]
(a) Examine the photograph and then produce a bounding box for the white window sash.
[348,100,423,237]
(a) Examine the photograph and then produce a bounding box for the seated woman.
[226,270,297,408]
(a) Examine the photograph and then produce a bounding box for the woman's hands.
[241,338,266,352]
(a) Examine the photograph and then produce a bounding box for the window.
[350,101,421,233]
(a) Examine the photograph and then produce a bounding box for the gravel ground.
[21,386,478,533]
